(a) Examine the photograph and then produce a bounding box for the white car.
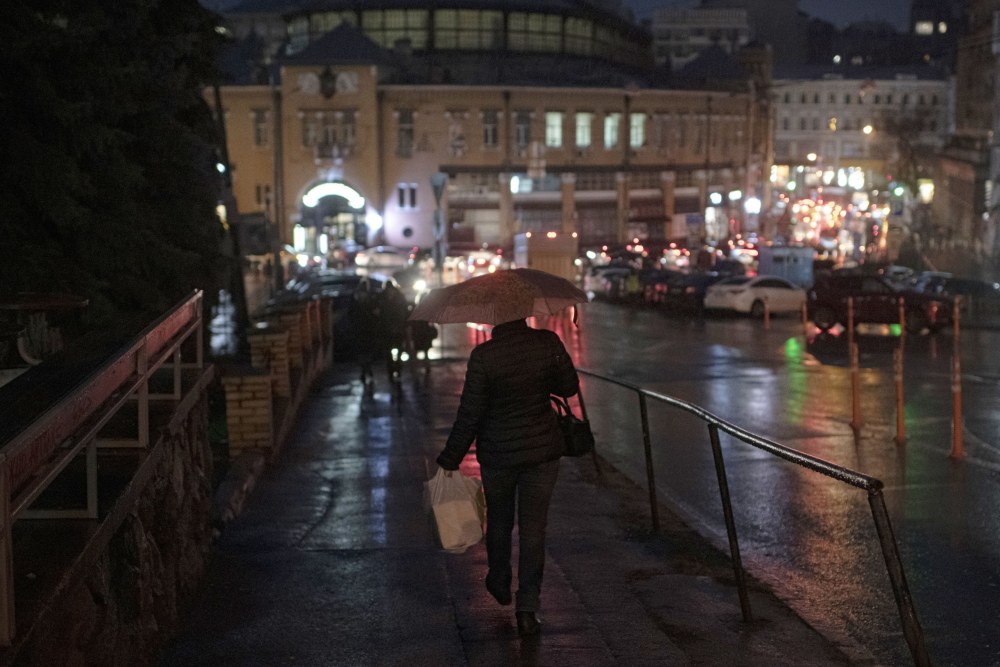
[703,275,807,317]
[354,245,412,270]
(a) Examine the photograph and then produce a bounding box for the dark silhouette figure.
[436,319,579,636]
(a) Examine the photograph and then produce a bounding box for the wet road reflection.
[568,301,1000,666]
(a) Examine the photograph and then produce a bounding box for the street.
[557,301,1000,666]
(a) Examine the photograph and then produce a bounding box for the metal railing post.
[637,392,660,533]
[708,423,753,622]
[867,488,930,667]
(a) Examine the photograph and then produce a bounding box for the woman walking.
[436,318,579,636]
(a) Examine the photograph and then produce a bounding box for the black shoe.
[485,578,512,606]
[516,611,541,637]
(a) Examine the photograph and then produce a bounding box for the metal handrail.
[0,290,204,647]
[576,367,930,667]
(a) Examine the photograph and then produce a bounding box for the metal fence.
[0,290,204,646]
[576,367,930,667]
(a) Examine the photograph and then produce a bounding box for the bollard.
[894,347,906,445]
[801,301,809,338]
[898,297,906,348]
[763,300,770,331]
[847,296,855,351]
[850,342,862,432]
[950,298,963,459]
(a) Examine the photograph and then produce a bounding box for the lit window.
[604,112,620,149]
[938,22,947,34]
[575,112,592,148]
[828,117,837,131]
[915,21,933,36]
[629,113,646,149]
[545,111,563,148]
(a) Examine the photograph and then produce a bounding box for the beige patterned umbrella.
[409,268,587,325]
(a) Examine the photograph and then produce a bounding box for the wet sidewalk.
[160,352,854,666]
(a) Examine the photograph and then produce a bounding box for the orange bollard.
[898,297,906,347]
[894,347,906,445]
[950,298,963,459]
[847,296,855,351]
[850,342,862,432]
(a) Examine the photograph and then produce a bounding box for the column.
[561,172,576,234]
[616,172,629,243]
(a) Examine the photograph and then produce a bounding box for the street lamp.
[430,172,448,285]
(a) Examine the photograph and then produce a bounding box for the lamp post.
[430,172,448,286]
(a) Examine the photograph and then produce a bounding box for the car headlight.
[413,278,427,292]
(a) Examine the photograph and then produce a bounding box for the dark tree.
[0,0,226,326]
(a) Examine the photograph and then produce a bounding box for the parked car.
[639,268,683,305]
[703,275,807,317]
[354,245,412,271]
[583,264,631,300]
[911,271,1000,299]
[807,273,953,334]
[662,271,730,312]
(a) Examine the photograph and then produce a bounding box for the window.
[397,109,414,157]
[397,183,417,209]
[812,117,819,131]
[255,183,272,208]
[545,111,563,148]
[302,113,319,147]
[783,93,791,104]
[515,111,531,149]
[575,112,593,148]
[914,21,933,36]
[482,109,499,147]
[828,117,837,131]
[361,9,429,49]
[339,110,356,148]
[629,113,646,149]
[828,93,835,104]
[814,93,820,104]
[782,117,790,131]
[799,117,807,130]
[508,12,561,53]
[447,111,467,156]
[844,94,851,104]
[435,9,502,50]
[604,112,621,149]
[252,109,269,147]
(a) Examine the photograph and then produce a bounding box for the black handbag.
[551,394,595,457]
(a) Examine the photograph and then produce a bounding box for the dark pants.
[480,459,560,612]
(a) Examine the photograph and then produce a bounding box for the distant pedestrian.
[436,318,580,637]
[350,278,379,386]
[377,282,409,385]
[406,315,437,373]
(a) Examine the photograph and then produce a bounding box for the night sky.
[625,0,911,31]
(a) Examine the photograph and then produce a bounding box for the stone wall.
[4,372,215,667]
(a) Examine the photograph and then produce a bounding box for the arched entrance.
[296,181,371,258]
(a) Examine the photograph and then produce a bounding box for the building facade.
[771,65,948,198]
[651,7,751,71]
[209,0,769,258]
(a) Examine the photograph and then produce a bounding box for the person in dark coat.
[436,318,579,636]
[377,282,409,384]
[350,278,379,385]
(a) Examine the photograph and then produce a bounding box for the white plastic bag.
[424,467,486,553]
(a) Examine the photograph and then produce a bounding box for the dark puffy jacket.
[437,319,579,470]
